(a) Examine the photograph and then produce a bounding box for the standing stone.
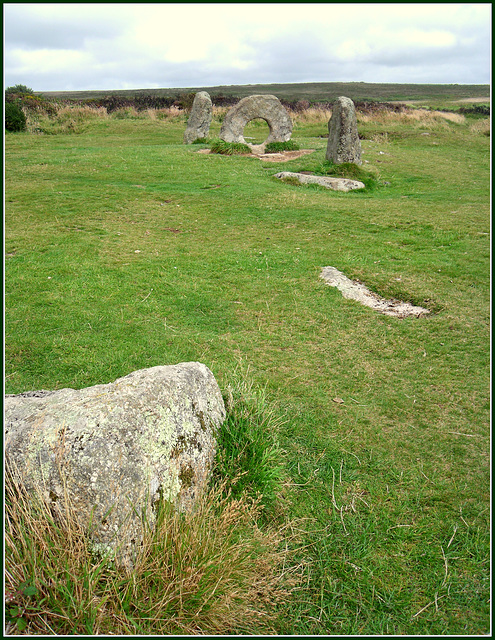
[220,95,292,145]
[5,362,226,568]
[183,91,212,144]
[326,96,362,165]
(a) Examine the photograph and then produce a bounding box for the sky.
[3,3,492,92]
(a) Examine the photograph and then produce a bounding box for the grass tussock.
[469,117,490,136]
[264,140,300,153]
[5,453,298,635]
[215,371,287,518]
[209,138,252,155]
[313,161,379,190]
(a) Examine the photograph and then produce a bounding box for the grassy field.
[40,80,491,105]
[4,99,490,634]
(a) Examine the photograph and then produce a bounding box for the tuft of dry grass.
[5,461,300,635]
[357,108,465,128]
[291,107,332,125]
[469,117,490,136]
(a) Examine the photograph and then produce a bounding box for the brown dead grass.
[5,463,301,635]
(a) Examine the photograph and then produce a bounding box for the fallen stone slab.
[5,362,226,568]
[320,266,430,318]
[274,171,365,192]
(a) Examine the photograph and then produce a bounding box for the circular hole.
[242,118,271,145]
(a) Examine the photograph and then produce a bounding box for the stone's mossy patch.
[179,464,196,489]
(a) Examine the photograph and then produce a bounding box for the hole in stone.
[243,118,271,145]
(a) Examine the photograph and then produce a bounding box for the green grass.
[264,140,300,153]
[4,102,490,634]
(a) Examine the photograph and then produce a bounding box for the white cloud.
[3,3,491,91]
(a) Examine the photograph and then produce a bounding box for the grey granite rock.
[184,91,212,144]
[326,96,362,165]
[220,95,292,144]
[5,362,226,567]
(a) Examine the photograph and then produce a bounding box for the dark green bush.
[5,84,34,95]
[5,102,26,132]
[459,104,490,116]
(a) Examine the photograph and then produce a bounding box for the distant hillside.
[39,81,490,103]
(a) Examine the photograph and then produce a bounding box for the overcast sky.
[3,3,492,92]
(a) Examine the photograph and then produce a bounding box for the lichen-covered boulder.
[5,362,225,567]
[183,91,213,144]
[326,96,362,165]
[220,94,292,144]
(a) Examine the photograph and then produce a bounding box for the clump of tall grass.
[215,370,287,518]
[291,106,332,125]
[469,117,490,136]
[312,161,379,190]
[25,104,108,135]
[112,106,140,119]
[357,108,465,128]
[264,140,300,153]
[5,471,296,635]
[209,138,251,155]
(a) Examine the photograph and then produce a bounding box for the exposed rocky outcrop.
[5,362,226,568]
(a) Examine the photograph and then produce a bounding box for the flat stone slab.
[320,266,430,318]
[274,172,365,192]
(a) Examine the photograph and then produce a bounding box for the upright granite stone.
[220,95,292,145]
[183,91,212,144]
[326,96,362,165]
[5,362,226,568]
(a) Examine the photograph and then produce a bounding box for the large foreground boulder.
[5,362,226,567]
[183,91,213,144]
[220,94,292,144]
[326,96,362,165]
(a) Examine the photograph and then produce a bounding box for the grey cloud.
[5,5,128,50]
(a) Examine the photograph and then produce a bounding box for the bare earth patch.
[320,266,430,318]
[253,149,315,162]
[196,147,315,162]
